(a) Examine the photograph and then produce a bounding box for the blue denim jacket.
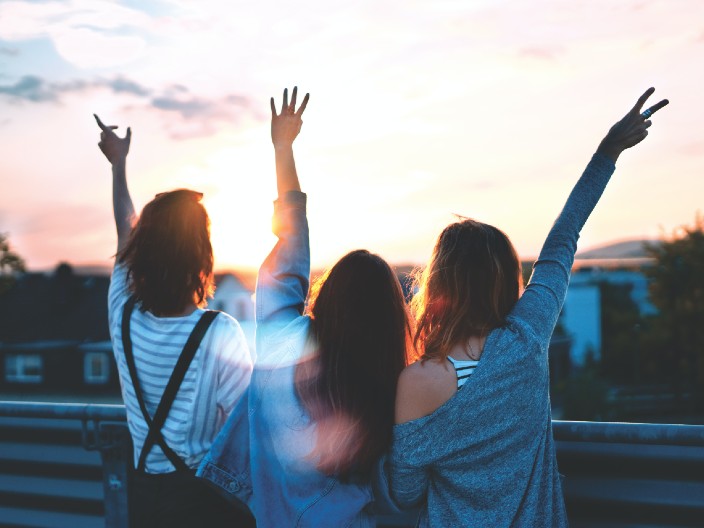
[199,192,395,527]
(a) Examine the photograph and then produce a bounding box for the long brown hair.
[295,250,413,479]
[118,189,214,316]
[412,219,522,361]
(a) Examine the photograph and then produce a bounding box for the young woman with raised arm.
[95,115,255,527]
[199,87,413,527]
[389,88,669,527]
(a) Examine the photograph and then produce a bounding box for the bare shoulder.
[395,358,457,424]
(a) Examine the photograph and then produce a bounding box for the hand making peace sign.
[597,87,669,162]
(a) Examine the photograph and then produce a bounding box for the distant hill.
[576,239,659,260]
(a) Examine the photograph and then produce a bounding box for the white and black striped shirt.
[108,264,252,473]
[446,356,479,389]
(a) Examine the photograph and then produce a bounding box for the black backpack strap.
[122,297,186,471]
[136,309,219,472]
[121,297,155,429]
[121,296,219,472]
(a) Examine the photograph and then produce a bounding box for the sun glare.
[200,142,278,270]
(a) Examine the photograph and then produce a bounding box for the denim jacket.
[199,192,395,527]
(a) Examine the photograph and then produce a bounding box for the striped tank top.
[447,356,479,389]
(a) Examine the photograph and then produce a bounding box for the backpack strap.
[121,297,219,472]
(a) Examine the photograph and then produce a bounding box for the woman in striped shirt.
[95,114,254,527]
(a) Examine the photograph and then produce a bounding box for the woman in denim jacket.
[199,88,413,527]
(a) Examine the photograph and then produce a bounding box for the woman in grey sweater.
[390,88,668,527]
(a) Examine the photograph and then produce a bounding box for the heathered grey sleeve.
[387,457,429,509]
[510,153,615,344]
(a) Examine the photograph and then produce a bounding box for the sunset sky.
[1,0,702,272]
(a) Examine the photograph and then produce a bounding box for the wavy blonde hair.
[412,219,523,361]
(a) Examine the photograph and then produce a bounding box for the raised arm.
[94,114,135,254]
[512,88,669,343]
[256,88,311,329]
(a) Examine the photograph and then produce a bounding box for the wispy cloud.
[0,0,151,68]
[106,77,151,97]
[0,76,87,102]
[0,46,19,57]
[0,75,257,138]
[517,47,560,61]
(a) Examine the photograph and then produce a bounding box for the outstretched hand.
[271,87,309,149]
[94,114,131,165]
[596,87,668,162]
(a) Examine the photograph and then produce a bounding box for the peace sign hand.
[596,87,669,162]
[270,86,309,149]
[94,114,132,165]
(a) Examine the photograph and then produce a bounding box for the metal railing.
[0,402,130,528]
[1,401,704,528]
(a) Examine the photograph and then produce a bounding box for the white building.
[559,264,655,368]
[211,273,255,351]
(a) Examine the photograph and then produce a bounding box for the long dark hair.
[295,250,413,479]
[118,189,214,316]
[412,219,522,361]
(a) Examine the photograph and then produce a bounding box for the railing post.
[98,423,133,528]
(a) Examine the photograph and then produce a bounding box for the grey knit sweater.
[389,153,616,527]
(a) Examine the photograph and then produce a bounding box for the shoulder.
[207,312,251,356]
[210,310,244,335]
[108,263,130,321]
[395,358,457,424]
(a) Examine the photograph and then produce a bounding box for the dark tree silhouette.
[0,233,25,295]
[645,215,704,409]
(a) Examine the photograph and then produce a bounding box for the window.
[84,352,110,384]
[5,354,43,384]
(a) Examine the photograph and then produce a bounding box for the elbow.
[391,488,425,510]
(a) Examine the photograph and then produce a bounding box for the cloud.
[152,89,250,119]
[0,46,19,57]
[104,77,151,97]
[149,91,253,139]
[0,76,87,102]
[0,0,151,68]
[517,47,559,61]
[0,74,257,138]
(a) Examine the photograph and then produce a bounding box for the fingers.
[94,113,107,131]
[272,87,309,116]
[296,93,310,116]
[126,127,132,143]
[632,87,655,113]
[644,98,669,118]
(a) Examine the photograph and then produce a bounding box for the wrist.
[273,142,294,152]
[595,142,620,163]
[111,157,127,169]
